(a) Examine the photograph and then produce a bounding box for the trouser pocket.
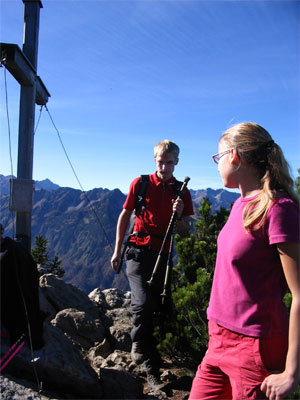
[125,246,144,262]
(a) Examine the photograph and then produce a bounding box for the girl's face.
[217,141,239,189]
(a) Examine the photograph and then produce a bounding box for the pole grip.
[177,176,190,200]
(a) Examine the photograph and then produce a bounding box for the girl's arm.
[261,241,300,400]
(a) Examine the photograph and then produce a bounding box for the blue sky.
[1,0,299,194]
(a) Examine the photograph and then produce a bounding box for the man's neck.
[156,171,173,182]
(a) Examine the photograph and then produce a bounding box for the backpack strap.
[134,175,150,233]
[134,174,150,211]
[172,179,183,197]
[126,175,150,238]
[130,175,184,238]
[118,175,150,273]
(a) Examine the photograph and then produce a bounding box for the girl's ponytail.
[221,122,299,231]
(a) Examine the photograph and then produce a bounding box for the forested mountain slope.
[0,175,239,293]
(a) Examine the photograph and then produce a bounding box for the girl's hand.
[261,372,298,400]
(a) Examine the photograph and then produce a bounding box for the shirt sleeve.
[122,177,140,211]
[267,197,300,245]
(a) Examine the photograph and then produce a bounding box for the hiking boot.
[147,373,164,391]
[131,342,146,364]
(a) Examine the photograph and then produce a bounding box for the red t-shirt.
[123,172,194,251]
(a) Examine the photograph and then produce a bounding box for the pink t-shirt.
[207,193,300,337]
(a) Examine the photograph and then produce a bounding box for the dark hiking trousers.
[126,245,172,375]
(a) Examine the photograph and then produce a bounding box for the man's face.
[155,153,178,181]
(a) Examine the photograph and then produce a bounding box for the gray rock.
[88,287,106,307]
[2,275,188,399]
[51,308,106,349]
[89,338,112,359]
[103,288,130,308]
[89,287,132,352]
[100,361,144,399]
[40,274,99,318]
[38,287,56,321]
[100,349,132,369]
[105,308,132,352]
[1,324,103,399]
[89,287,130,309]
[0,374,53,400]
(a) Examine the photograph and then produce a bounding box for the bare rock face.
[88,338,113,360]
[1,324,103,399]
[100,366,144,400]
[2,275,194,400]
[102,288,131,308]
[51,308,106,349]
[89,287,133,352]
[39,274,99,319]
[1,274,147,399]
[0,373,57,400]
[89,287,130,309]
[38,288,56,320]
[105,307,132,351]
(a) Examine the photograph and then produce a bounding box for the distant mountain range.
[0,174,239,293]
[0,175,60,195]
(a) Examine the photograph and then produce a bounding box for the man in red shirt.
[111,140,194,390]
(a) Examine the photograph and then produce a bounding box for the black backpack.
[0,237,44,349]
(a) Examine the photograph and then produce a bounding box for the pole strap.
[0,333,25,372]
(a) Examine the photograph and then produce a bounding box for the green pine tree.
[48,255,65,278]
[155,198,230,365]
[31,234,49,267]
[32,234,65,277]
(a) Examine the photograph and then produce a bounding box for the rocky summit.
[0,274,194,399]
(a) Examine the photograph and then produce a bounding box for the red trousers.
[189,321,288,400]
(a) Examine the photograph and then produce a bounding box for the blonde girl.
[189,122,299,400]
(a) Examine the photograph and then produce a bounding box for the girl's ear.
[174,157,179,166]
[230,148,240,165]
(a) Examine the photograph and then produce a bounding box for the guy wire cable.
[2,64,15,238]
[45,105,129,283]
[34,105,43,135]
[44,105,114,253]
[2,66,14,177]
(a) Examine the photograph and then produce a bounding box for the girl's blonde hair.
[220,122,299,231]
[154,140,179,159]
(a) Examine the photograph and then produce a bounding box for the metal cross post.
[0,0,50,250]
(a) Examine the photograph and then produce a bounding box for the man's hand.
[110,209,132,272]
[172,197,184,219]
[110,253,120,272]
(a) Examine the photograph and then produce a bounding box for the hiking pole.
[160,231,174,304]
[0,333,25,372]
[147,176,190,287]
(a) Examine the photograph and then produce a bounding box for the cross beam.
[0,43,50,105]
[2,0,50,250]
